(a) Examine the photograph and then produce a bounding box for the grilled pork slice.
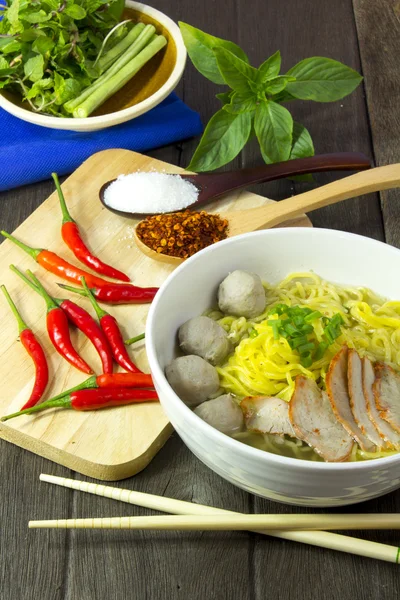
[289,376,354,462]
[348,349,383,449]
[373,363,400,434]
[241,396,295,437]
[326,346,375,452]
[363,357,400,449]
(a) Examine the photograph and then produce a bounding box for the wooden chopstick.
[35,474,400,564]
[29,513,400,531]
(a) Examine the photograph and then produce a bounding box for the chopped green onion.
[249,328,258,338]
[298,342,316,354]
[301,355,313,368]
[304,310,323,322]
[291,335,308,349]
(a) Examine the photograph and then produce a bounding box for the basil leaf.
[32,36,55,55]
[289,122,314,159]
[223,91,256,114]
[286,57,363,102]
[188,109,252,172]
[216,91,232,105]
[255,100,293,163]
[214,47,257,93]
[23,54,44,82]
[64,5,87,20]
[257,50,281,83]
[178,21,249,85]
[264,76,291,95]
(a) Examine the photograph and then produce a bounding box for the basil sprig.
[179,22,362,172]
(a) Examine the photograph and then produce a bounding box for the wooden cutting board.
[0,149,311,481]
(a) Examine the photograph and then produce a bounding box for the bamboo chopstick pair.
[31,474,400,565]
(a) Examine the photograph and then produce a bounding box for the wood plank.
[353,0,400,247]
[65,435,252,600]
[0,445,73,600]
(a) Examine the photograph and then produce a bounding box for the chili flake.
[136,210,229,259]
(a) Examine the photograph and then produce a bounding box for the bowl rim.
[146,227,400,472]
[0,0,186,128]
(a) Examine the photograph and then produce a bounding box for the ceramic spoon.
[133,163,400,265]
[99,152,371,217]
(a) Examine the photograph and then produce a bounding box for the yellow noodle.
[212,272,400,462]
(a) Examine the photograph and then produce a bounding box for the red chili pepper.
[81,276,142,373]
[58,282,158,304]
[1,284,49,411]
[10,265,93,375]
[52,299,113,375]
[49,372,154,402]
[52,173,130,283]
[12,266,115,375]
[2,230,111,289]
[1,388,159,421]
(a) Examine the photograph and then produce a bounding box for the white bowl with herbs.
[0,1,186,131]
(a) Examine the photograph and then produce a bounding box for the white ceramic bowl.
[146,228,400,507]
[0,1,186,132]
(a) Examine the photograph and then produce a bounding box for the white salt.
[103,172,199,214]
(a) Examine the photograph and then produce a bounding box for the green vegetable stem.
[0,2,166,118]
[72,34,167,118]
[178,22,363,172]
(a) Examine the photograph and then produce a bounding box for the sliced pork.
[363,357,400,449]
[240,396,295,437]
[348,349,382,449]
[289,376,354,462]
[373,363,400,434]
[326,346,375,452]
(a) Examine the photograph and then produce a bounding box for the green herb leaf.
[25,77,53,99]
[223,90,257,114]
[216,91,232,105]
[254,100,293,163]
[289,121,315,159]
[286,57,363,102]
[187,109,252,172]
[32,36,55,55]
[1,40,21,54]
[6,0,24,34]
[214,47,257,92]
[256,50,281,84]
[178,22,249,85]
[23,54,44,83]
[54,72,81,105]
[20,10,52,24]
[64,5,87,20]
[264,75,292,95]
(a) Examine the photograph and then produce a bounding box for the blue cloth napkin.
[0,93,203,192]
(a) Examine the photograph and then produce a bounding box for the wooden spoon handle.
[226,164,400,236]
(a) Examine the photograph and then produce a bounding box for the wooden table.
[1,1,399,598]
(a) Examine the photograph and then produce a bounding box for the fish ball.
[178,316,232,366]
[218,270,266,318]
[165,355,220,407]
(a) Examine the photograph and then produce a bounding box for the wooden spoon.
[134,163,400,266]
[99,152,371,217]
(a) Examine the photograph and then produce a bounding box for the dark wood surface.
[1,1,399,598]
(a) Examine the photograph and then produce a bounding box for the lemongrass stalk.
[97,22,146,73]
[64,24,156,114]
[73,35,167,119]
